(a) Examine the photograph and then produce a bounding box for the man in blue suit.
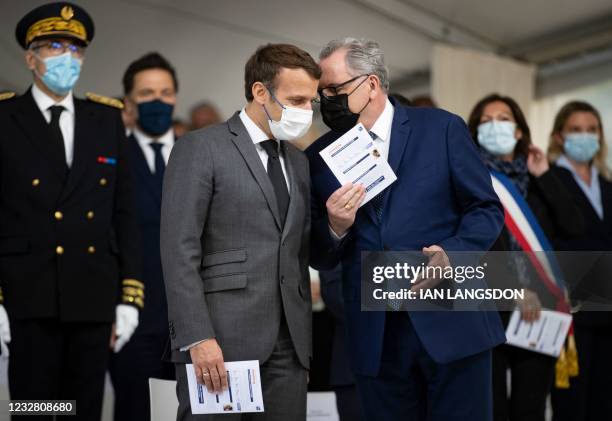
[109,52,178,421]
[306,38,506,421]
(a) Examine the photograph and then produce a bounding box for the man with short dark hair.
[109,51,178,421]
[161,43,320,420]
[0,3,142,420]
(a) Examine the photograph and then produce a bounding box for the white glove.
[0,305,11,359]
[113,304,139,353]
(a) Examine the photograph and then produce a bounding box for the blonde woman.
[548,100,612,421]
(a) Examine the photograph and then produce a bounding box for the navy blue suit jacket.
[306,98,506,376]
[128,135,170,336]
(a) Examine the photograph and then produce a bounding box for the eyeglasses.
[318,74,370,98]
[30,40,85,58]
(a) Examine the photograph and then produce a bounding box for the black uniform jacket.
[0,89,142,322]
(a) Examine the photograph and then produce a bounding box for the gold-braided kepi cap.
[15,2,95,49]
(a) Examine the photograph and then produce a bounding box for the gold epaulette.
[86,92,124,109]
[0,92,16,102]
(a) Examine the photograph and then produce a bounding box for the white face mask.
[264,90,313,141]
[477,120,518,156]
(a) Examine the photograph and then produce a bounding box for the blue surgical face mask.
[563,132,600,163]
[477,120,518,156]
[137,99,174,137]
[36,52,82,95]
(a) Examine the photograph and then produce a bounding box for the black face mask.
[319,75,371,133]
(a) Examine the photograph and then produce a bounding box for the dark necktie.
[149,142,165,188]
[48,105,68,175]
[369,130,400,310]
[260,140,289,227]
[369,131,384,222]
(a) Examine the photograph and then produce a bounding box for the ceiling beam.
[349,0,498,51]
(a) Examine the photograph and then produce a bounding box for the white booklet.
[319,123,397,207]
[505,309,572,357]
[185,360,264,414]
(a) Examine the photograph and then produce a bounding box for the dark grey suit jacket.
[160,112,312,368]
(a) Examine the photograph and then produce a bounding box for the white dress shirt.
[239,108,290,191]
[556,154,604,219]
[31,83,75,167]
[133,127,175,173]
[367,98,395,161]
[329,98,395,240]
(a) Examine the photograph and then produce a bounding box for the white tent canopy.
[1,0,612,118]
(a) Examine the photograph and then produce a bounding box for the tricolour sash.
[490,171,568,312]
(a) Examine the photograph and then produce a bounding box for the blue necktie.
[369,131,400,310]
[149,142,165,187]
[369,131,384,222]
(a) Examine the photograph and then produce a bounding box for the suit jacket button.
[280,275,285,284]
[54,211,63,220]
[32,178,40,187]
[87,211,94,219]
[99,178,107,186]
[56,246,64,255]
[87,246,96,254]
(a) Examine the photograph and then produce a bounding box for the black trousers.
[8,318,112,421]
[333,384,365,421]
[551,323,612,421]
[109,332,175,421]
[492,343,556,421]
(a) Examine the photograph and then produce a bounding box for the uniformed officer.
[0,3,143,420]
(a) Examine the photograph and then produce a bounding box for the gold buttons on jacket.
[54,211,63,220]
[99,178,107,186]
[32,178,40,186]
[56,246,64,255]
[87,211,94,219]
[87,246,96,254]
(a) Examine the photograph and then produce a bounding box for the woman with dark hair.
[467,93,583,421]
[547,101,612,421]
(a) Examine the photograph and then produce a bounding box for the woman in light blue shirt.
[547,100,612,421]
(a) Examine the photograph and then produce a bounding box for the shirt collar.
[239,108,270,146]
[368,98,394,141]
[556,154,599,182]
[133,127,175,150]
[31,83,74,115]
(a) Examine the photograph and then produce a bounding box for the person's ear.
[553,132,564,147]
[368,75,380,98]
[24,50,37,72]
[123,96,136,118]
[251,82,268,106]
[515,127,523,141]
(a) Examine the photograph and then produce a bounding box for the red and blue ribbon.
[490,171,569,312]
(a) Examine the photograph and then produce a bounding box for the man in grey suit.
[161,44,321,420]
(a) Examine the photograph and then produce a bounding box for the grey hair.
[319,37,389,92]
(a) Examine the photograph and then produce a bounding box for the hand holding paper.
[326,183,366,237]
[319,123,397,208]
[186,360,264,415]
